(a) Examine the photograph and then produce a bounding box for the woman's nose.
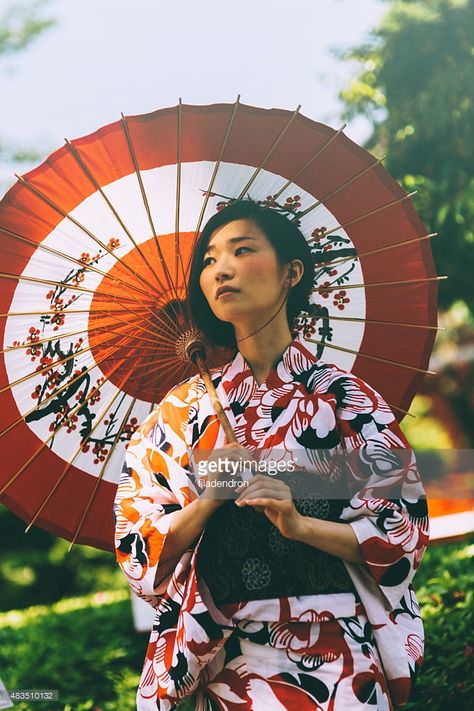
[214,256,234,281]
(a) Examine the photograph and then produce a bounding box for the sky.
[0,0,387,188]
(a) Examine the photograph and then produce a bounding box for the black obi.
[195,473,358,606]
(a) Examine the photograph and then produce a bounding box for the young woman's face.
[199,218,289,329]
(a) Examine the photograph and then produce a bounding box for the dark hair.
[188,200,314,348]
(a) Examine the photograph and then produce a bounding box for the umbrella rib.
[90,309,179,350]
[147,377,165,414]
[145,350,196,382]
[5,357,127,501]
[127,349,189,385]
[98,330,178,352]
[0,272,164,343]
[304,336,436,375]
[23,347,170,534]
[83,313,178,348]
[138,355,192,388]
[64,138,164,292]
[315,232,438,268]
[0,302,180,354]
[2,305,188,357]
[104,351,179,365]
[120,114,159,242]
[120,114,184,309]
[386,403,415,418]
[314,192,419,237]
[1,324,181,399]
[296,314,444,331]
[1,345,165,500]
[297,155,386,220]
[102,347,185,366]
[268,124,347,206]
[0,333,132,446]
[0,332,168,456]
[68,347,190,550]
[184,96,241,291]
[68,362,154,550]
[1,316,171,355]
[310,275,447,293]
[0,271,183,345]
[24,370,129,533]
[237,104,301,200]
[0,270,141,302]
[0,224,155,301]
[112,349,181,369]
[193,96,241,239]
[0,307,149,318]
[120,113,188,330]
[0,327,137,396]
[175,98,188,294]
[0,306,185,346]
[14,174,162,298]
[2,322,107,356]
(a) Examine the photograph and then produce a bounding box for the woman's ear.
[286,259,304,287]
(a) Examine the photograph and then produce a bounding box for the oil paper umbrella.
[0,100,442,551]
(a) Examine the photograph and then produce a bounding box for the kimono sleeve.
[113,401,196,603]
[333,373,430,610]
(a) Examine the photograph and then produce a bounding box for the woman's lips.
[216,287,239,300]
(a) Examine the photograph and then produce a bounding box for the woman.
[114,200,429,710]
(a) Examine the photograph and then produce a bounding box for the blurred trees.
[0,505,126,612]
[0,1,54,57]
[0,2,123,614]
[0,1,55,163]
[338,0,474,313]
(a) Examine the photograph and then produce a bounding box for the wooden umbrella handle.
[195,351,264,511]
[194,353,238,444]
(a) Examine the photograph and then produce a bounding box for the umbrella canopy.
[0,101,440,551]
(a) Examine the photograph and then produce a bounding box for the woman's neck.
[234,316,293,386]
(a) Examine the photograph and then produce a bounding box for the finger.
[235,482,283,499]
[236,489,288,504]
[236,480,290,498]
[252,473,291,486]
[238,497,288,509]
[236,488,290,503]
[239,473,288,488]
[246,474,282,485]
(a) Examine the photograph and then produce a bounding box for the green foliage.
[0,1,54,58]
[0,1,55,165]
[406,537,474,707]
[0,505,127,612]
[338,0,474,312]
[0,590,146,711]
[401,394,454,448]
[0,539,472,710]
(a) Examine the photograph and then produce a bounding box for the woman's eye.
[235,246,252,256]
[202,256,215,267]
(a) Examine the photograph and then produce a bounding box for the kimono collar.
[219,331,318,403]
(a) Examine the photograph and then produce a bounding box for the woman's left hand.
[235,474,303,540]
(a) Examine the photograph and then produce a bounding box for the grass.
[0,538,472,710]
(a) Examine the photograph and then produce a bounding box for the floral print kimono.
[114,333,428,710]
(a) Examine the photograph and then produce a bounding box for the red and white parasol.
[0,101,441,551]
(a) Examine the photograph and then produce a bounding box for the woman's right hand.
[199,441,255,505]
[159,443,256,569]
[160,442,253,562]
